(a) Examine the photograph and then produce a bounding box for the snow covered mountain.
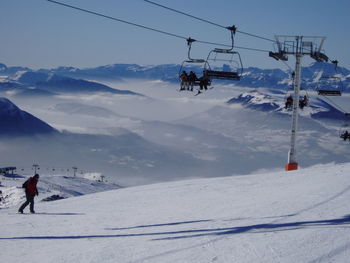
[47,62,350,93]
[0,97,56,136]
[52,103,119,118]
[0,62,349,186]
[0,99,216,186]
[1,68,349,263]
[0,68,142,97]
[227,91,281,112]
[1,162,350,262]
[227,90,346,121]
[1,82,348,186]
[38,63,181,82]
[12,71,140,95]
[1,62,349,92]
[0,63,30,75]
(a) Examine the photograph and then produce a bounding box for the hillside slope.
[0,173,120,209]
[1,162,350,262]
[0,97,56,136]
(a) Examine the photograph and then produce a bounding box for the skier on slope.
[18,174,39,214]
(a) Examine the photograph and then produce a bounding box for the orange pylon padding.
[285,163,298,171]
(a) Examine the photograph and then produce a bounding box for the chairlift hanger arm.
[186,38,195,61]
[217,25,237,52]
[185,37,206,63]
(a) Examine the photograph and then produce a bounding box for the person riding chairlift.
[199,75,209,91]
[285,95,308,109]
[299,95,308,109]
[341,130,350,141]
[180,71,189,91]
[188,71,198,91]
[285,95,293,109]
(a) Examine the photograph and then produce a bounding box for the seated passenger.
[285,95,293,109]
[199,75,209,90]
[188,71,198,91]
[299,96,308,109]
[341,130,349,141]
[180,71,189,91]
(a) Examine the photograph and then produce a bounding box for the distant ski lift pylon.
[204,25,243,81]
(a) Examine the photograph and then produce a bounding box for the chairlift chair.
[316,60,343,96]
[339,113,350,141]
[204,50,243,80]
[204,26,243,81]
[284,93,308,110]
[339,128,350,141]
[284,71,309,109]
[316,75,343,96]
[178,38,212,91]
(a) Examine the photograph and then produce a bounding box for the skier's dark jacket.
[23,176,39,196]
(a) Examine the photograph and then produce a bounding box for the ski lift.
[204,26,243,81]
[284,92,309,110]
[284,72,309,110]
[316,60,343,96]
[339,113,350,141]
[317,75,343,96]
[178,38,211,92]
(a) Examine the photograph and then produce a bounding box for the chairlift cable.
[143,0,300,56]
[143,0,276,43]
[320,95,348,114]
[46,0,269,54]
[46,0,187,40]
[144,0,227,30]
[281,60,293,71]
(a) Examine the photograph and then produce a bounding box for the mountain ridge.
[1,62,349,93]
[0,97,57,136]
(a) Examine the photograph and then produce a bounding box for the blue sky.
[1,0,349,70]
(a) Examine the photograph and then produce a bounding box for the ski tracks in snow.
[307,241,350,263]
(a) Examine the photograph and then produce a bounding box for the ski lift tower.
[32,163,40,174]
[269,36,328,171]
[72,166,78,177]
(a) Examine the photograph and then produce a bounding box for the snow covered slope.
[0,173,120,209]
[1,162,350,263]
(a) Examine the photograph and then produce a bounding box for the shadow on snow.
[1,215,350,240]
[105,219,212,230]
